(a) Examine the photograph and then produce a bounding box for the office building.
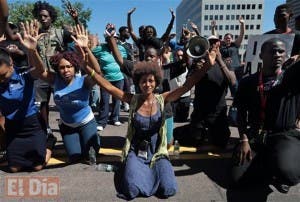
[287,0,300,29]
[176,0,264,60]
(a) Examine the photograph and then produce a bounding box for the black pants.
[190,106,231,147]
[172,96,190,122]
[231,130,300,186]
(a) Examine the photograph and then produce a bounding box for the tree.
[8,1,91,28]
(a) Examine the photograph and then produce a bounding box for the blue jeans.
[59,118,100,162]
[98,79,124,127]
[166,117,174,144]
[119,151,178,199]
[89,85,100,108]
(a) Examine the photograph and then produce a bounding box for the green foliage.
[8,1,91,28]
[9,1,34,23]
[59,1,92,27]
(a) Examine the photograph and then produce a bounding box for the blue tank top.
[54,75,92,125]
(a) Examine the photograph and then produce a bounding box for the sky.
[7,0,286,41]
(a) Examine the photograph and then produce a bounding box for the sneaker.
[97,126,103,131]
[123,103,130,112]
[114,121,122,126]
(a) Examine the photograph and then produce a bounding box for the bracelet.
[90,69,95,78]
[239,138,249,143]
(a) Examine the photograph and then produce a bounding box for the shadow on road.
[226,185,273,202]
[100,136,126,148]
[172,124,274,202]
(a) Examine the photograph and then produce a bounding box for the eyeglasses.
[58,64,73,69]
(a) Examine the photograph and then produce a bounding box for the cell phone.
[107,27,115,34]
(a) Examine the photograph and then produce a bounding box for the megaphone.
[185,36,209,59]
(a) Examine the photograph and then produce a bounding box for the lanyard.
[258,71,267,126]
[258,69,282,129]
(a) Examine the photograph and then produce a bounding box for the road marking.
[47,146,232,166]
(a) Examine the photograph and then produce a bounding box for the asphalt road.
[1,100,300,202]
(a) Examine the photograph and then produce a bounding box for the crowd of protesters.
[0,0,300,199]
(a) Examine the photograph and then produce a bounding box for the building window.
[210,15,213,20]
[215,5,219,10]
[246,15,250,20]
[227,5,230,10]
[204,25,208,31]
[235,35,238,39]
[230,25,234,30]
[215,15,218,20]
[258,4,262,9]
[256,24,261,30]
[245,35,248,40]
[252,4,256,9]
[251,15,255,20]
[219,25,223,30]
[247,4,251,9]
[220,15,223,20]
[257,14,261,20]
[236,15,240,20]
[237,4,240,9]
[226,15,230,20]
[235,25,239,30]
[205,5,209,10]
[225,25,229,30]
[231,15,235,20]
[204,15,208,20]
[210,5,214,10]
[242,4,245,9]
[220,5,224,10]
[245,25,249,30]
[232,4,235,10]
[219,35,222,40]
[250,25,254,29]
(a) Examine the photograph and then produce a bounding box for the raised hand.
[239,16,245,24]
[71,24,89,48]
[104,23,116,38]
[169,8,175,18]
[17,20,44,51]
[182,27,191,39]
[211,20,216,27]
[190,21,198,29]
[128,7,136,15]
[67,7,79,21]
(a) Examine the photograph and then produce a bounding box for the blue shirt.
[92,44,126,81]
[169,40,184,52]
[0,67,37,120]
[54,75,92,125]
